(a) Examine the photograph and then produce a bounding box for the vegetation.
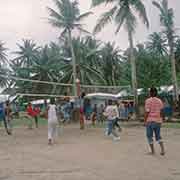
[0,0,180,104]
[47,0,92,96]
[92,0,149,109]
[153,0,178,102]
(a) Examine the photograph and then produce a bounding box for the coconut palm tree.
[153,0,178,102]
[59,36,105,85]
[0,41,8,66]
[146,32,168,58]
[30,45,64,94]
[92,0,149,111]
[13,39,39,67]
[0,41,9,88]
[100,42,123,86]
[47,0,92,96]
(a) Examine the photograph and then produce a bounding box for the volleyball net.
[0,74,132,102]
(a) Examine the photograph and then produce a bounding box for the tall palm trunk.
[128,29,138,112]
[67,29,78,97]
[170,45,178,102]
[112,65,116,86]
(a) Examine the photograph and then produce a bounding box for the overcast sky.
[0,0,180,57]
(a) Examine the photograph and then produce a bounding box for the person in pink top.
[145,87,165,155]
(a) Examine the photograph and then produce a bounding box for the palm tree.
[92,0,149,111]
[146,32,168,58]
[59,37,105,85]
[0,41,8,66]
[13,39,39,67]
[0,41,9,88]
[30,45,63,94]
[100,42,123,86]
[47,0,92,96]
[153,0,178,102]
[175,38,180,73]
[135,43,171,89]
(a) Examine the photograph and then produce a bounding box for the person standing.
[0,102,4,126]
[34,106,40,128]
[104,100,120,141]
[144,87,165,155]
[4,100,13,135]
[47,98,59,145]
[91,104,97,126]
[84,99,92,121]
[98,104,105,124]
[113,101,121,132]
[26,103,35,129]
[62,98,71,123]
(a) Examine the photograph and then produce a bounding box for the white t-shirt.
[104,105,119,120]
[48,104,58,123]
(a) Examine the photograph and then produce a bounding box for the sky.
[0,0,180,58]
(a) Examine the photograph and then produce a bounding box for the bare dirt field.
[0,124,180,180]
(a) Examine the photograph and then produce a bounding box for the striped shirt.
[145,97,164,123]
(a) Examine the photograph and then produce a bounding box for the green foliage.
[0,42,9,88]
[1,0,180,99]
[47,0,92,36]
[92,0,149,34]
[135,44,171,88]
[0,41,8,65]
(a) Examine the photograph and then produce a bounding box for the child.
[47,98,58,145]
[145,87,165,155]
[104,99,120,141]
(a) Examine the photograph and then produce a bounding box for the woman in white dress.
[48,98,58,145]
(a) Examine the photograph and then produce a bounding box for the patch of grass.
[163,123,180,129]
[12,117,48,127]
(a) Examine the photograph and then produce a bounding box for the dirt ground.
[0,124,180,180]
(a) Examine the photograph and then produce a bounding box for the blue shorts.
[146,122,162,144]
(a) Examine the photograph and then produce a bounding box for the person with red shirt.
[34,106,41,128]
[26,103,36,129]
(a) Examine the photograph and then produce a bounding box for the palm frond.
[93,6,117,34]
[133,0,149,28]
[91,0,106,7]
[124,10,137,33]
[91,0,114,7]
[48,18,65,28]
[47,7,64,21]
[76,12,93,22]
[114,6,127,34]
[76,26,91,35]
[152,1,163,12]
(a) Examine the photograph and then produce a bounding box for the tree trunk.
[128,30,138,114]
[170,46,178,103]
[67,29,78,97]
[112,65,116,86]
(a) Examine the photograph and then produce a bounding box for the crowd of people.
[83,99,135,124]
[0,87,166,155]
